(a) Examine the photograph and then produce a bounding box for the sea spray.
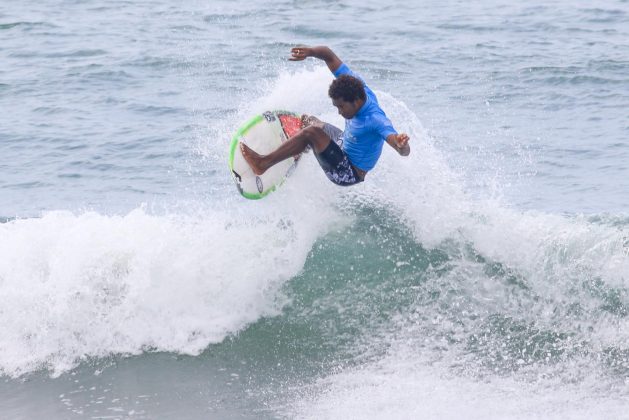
[260,68,629,419]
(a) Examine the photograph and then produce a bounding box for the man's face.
[332,97,364,119]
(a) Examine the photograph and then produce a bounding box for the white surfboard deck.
[229,111,303,199]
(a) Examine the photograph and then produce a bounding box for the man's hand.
[289,46,342,72]
[301,114,324,128]
[386,133,411,156]
[290,47,312,61]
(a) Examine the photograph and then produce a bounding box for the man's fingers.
[290,46,310,61]
[397,134,409,148]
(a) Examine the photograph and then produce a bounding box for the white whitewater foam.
[290,345,629,420]
[0,198,343,377]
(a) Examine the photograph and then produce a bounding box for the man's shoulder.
[363,106,396,136]
[362,102,389,123]
[333,63,354,78]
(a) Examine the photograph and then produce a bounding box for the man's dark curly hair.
[328,75,366,103]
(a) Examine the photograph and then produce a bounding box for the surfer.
[240,46,410,186]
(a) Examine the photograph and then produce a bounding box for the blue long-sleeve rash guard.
[332,63,398,172]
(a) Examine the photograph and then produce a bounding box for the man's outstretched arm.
[290,46,343,73]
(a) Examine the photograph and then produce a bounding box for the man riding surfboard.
[241,46,410,186]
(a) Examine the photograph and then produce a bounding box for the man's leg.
[240,126,331,175]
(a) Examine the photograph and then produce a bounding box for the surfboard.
[229,110,303,199]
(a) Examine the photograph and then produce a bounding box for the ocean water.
[1,0,629,418]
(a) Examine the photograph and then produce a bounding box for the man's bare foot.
[240,143,267,175]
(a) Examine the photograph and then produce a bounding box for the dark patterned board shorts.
[314,123,362,186]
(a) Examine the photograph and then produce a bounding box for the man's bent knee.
[302,126,331,153]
